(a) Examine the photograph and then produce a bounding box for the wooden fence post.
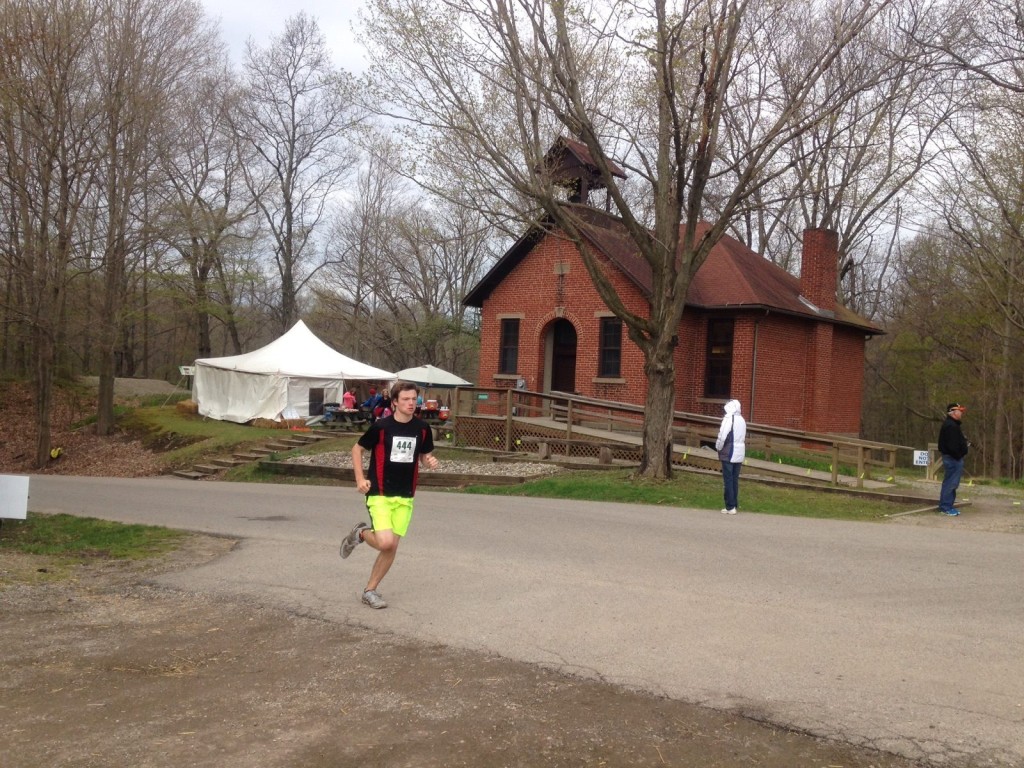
[505,389,514,451]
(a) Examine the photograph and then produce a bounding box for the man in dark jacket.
[938,403,969,516]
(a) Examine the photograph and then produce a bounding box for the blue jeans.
[722,461,741,510]
[939,454,964,512]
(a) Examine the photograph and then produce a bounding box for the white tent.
[395,364,472,388]
[194,320,394,423]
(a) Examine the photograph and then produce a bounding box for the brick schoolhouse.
[463,139,882,436]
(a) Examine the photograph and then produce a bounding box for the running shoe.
[362,589,387,609]
[340,522,370,559]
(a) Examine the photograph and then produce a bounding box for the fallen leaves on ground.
[0,382,163,478]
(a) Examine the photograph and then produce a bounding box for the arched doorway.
[548,318,577,393]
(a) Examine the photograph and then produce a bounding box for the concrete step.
[265,441,301,451]
[233,452,268,461]
[173,469,208,480]
[193,464,223,475]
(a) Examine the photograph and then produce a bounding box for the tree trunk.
[95,235,122,436]
[213,257,243,354]
[637,340,677,479]
[992,315,1012,478]
[32,329,54,469]
[197,308,212,359]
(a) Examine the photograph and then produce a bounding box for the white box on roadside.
[0,474,29,520]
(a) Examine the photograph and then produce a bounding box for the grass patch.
[134,392,194,408]
[122,406,306,468]
[0,513,186,587]
[461,469,910,521]
[0,513,184,560]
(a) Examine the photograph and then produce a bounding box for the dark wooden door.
[550,319,577,393]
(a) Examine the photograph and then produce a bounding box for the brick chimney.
[800,228,838,313]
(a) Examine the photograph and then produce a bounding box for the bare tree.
[935,109,1024,477]
[0,0,103,467]
[90,0,219,435]
[362,0,897,477]
[723,9,951,320]
[909,0,1024,94]
[233,12,366,334]
[314,134,494,373]
[153,64,258,358]
[314,134,408,362]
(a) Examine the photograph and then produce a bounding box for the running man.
[340,380,438,608]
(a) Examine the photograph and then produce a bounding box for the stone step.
[233,452,268,461]
[265,441,301,451]
[173,469,208,480]
[193,464,223,475]
[287,432,330,443]
[277,438,313,447]
[211,457,247,468]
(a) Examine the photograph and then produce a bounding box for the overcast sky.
[200,0,368,72]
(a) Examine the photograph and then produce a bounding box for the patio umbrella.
[395,364,472,387]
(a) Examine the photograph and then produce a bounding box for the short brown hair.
[390,380,420,400]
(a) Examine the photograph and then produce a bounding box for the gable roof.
[464,208,882,334]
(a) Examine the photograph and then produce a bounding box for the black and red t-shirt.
[357,415,435,498]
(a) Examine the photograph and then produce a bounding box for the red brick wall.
[801,229,838,312]
[828,327,866,434]
[477,232,867,434]
[742,315,810,429]
[479,231,649,403]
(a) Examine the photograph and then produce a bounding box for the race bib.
[390,436,416,463]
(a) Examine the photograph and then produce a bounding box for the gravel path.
[287,450,564,477]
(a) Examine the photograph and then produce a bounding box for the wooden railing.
[447,386,910,488]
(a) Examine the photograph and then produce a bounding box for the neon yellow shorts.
[365,496,415,537]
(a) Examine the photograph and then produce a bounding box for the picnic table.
[318,405,369,429]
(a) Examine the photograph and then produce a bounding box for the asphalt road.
[24,475,1024,766]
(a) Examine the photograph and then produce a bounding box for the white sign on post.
[913,450,931,466]
[0,474,30,520]
[179,365,196,376]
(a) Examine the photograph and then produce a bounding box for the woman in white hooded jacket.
[715,399,746,514]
